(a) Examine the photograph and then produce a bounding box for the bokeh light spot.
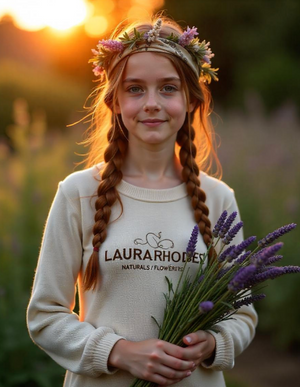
[85,15,109,37]
[127,6,151,21]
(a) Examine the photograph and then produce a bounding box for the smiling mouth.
[140,119,167,127]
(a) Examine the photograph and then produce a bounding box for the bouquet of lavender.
[130,211,298,387]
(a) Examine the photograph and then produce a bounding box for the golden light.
[133,0,165,8]
[1,0,47,31]
[85,15,108,37]
[45,0,87,31]
[127,6,151,21]
[0,0,166,34]
[0,0,88,31]
[93,0,115,16]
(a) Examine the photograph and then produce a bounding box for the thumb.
[183,331,206,346]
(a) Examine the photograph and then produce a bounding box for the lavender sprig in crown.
[89,18,219,83]
[130,212,299,387]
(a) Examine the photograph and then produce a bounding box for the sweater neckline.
[116,179,188,202]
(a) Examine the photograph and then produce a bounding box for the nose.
[143,91,161,112]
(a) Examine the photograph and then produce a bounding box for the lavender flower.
[227,236,256,261]
[228,264,257,292]
[264,255,283,266]
[233,294,266,309]
[217,266,232,279]
[179,26,199,46]
[98,39,124,52]
[212,210,227,237]
[186,225,199,257]
[258,223,297,247]
[251,242,283,267]
[222,221,244,245]
[234,251,251,265]
[199,301,214,313]
[218,245,236,262]
[246,266,300,287]
[219,212,237,238]
[282,266,300,274]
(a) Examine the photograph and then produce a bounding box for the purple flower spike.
[199,301,214,313]
[233,294,266,309]
[251,242,283,267]
[227,236,256,261]
[264,255,283,266]
[186,225,199,257]
[234,251,251,265]
[218,245,236,262]
[245,265,300,288]
[258,223,297,247]
[219,212,238,238]
[228,264,257,292]
[212,210,227,237]
[222,221,244,245]
[98,39,124,52]
[179,26,199,47]
[282,266,300,275]
[217,266,231,279]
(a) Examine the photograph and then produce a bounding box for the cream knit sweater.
[27,164,257,387]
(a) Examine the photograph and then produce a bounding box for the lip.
[139,119,167,127]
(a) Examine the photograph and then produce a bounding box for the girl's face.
[116,52,194,147]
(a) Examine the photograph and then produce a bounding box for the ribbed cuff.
[201,327,234,371]
[93,332,125,375]
[84,327,125,376]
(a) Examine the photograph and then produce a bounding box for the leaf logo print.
[134,232,174,250]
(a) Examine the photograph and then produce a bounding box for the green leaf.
[151,315,161,329]
[165,276,173,294]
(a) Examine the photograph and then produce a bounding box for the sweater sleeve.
[27,182,124,377]
[202,191,258,371]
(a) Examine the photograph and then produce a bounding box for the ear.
[188,99,196,113]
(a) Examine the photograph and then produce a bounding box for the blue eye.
[128,86,143,93]
[162,85,177,93]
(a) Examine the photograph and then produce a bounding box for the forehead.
[122,52,179,79]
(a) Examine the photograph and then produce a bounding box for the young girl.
[27,16,257,387]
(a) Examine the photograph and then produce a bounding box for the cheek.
[119,99,138,118]
[167,100,187,121]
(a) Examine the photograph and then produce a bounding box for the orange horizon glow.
[0,0,165,36]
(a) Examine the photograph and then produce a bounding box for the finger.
[162,351,195,370]
[183,331,207,346]
[154,364,192,381]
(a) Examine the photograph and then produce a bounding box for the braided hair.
[82,17,221,291]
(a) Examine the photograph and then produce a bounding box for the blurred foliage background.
[0,1,299,386]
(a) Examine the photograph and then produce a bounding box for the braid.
[177,116,216,262]
[83,118,128,291]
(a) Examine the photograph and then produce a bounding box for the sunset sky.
[0,0,164,36]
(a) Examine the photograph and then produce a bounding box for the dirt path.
[225,334,300,387]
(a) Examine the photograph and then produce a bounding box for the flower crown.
[89,19,219,84]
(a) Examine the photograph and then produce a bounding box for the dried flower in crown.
[146,18,162,42]
[89,19,219,83]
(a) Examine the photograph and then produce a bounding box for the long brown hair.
[81,16,221,291]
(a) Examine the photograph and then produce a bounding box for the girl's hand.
[108,338,195,385]
[182,330,216,368]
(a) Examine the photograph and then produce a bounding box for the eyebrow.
[122,77,181,83]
